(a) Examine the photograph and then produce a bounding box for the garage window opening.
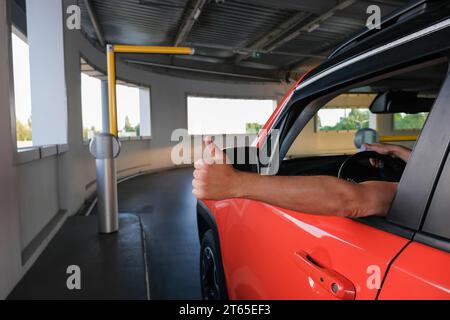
[187,96,277,135]
[81,66,150,140]
[11,30,33,148]
[116,84,141,138]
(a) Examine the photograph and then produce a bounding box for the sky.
[318,108,352,127]
[12,33,32,124]
[188,97,277,135]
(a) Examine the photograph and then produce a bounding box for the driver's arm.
[193,158,398,218]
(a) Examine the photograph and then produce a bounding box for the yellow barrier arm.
[107,45,118,136]
[113,45,194,55]
[106,44,194,136]
[379,135,418,142]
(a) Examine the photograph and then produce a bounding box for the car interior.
[278,59,450,186]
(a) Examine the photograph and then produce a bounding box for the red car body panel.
[378,241,450,299]
[205,199,409,300]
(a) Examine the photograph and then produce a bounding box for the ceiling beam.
[125,59,280,82]
[234,11,311,64]
[83,0,106,47]
[235,0,356,64]
[184,41,327,59]
[174,0,207,46]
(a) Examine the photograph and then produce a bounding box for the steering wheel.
[338,151,406,183]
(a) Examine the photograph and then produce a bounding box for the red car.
[197,1,450,300]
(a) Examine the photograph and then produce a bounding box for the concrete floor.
[9,214,149,300]
[114,167,201,299]
[9,167,199,300]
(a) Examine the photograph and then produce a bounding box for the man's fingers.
[204,143,217,164]
[364,143,387,155]
[369,158,379,167]
[194,159,209,169]
[369,158,385,168]
[193,169,207,180]
[203,136,213,146]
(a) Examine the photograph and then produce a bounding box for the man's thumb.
[203,137,229,164]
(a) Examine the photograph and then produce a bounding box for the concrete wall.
[0,0,289,298]
[0,0,22,299]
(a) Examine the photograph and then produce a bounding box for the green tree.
[393,113,427,130]
[246,122,263,134]
[124,115,134,132]
[83,127,89,140]
[16,119,32,141]
[320,108,369,131]
[134,124,140,136]
[83,126,99,140]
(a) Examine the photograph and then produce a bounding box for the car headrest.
[369,91,434,114]
[354,128,379,149]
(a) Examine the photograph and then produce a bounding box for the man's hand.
[364,142,412,167]
[364,143,394,156]
[192,138,242,200]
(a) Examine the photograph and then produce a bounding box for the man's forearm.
[231,172,396,218]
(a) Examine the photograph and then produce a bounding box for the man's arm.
[193,159,398,218]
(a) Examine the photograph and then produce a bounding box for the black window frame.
[413,143,450,253]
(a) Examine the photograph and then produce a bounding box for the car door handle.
[294,250,356,300]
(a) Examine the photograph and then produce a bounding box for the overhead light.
[307,23,321,33]
[194,8,202,20]
[252,51,261,59]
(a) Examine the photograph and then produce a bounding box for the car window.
[287,93,377,157]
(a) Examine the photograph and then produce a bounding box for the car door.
[378,153,450,299]
[215,197,410,300]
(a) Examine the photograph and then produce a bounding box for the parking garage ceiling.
[76,0,410,82]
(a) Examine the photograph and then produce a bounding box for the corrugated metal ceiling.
[79,0,410,82]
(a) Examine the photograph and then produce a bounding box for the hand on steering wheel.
[338,151,406,183]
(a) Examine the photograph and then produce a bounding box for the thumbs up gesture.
[192,137,240,200]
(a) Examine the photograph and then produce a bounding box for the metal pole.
[89,76,120,234]
[101,80,110,132]
[93,134,119,233]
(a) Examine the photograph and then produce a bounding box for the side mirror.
[354,128,379,149]
[224,146,259,173]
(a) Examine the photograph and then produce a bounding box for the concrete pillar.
[139,87,152,137]
[26,0,67,146]
[0,0,23,299]
[369,112,377,130]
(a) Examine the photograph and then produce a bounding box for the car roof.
[303,0,450,83]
